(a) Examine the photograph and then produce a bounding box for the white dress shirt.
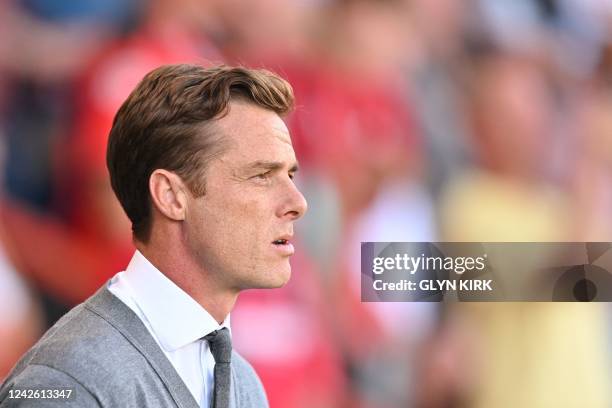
[108,250,230,408]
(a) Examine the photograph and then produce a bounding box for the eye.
[253,171,271,180]
[288,172,295,180]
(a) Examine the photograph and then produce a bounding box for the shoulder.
[0,303,120,406]
[231,351,268,408]
[0,364,101,407]
[18,303,142,376]
[0,301,149,404]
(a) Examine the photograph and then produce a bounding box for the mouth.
[271,235,295,255]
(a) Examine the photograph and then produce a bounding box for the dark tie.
[204,328,232,408]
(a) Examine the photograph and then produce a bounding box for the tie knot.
[204,328,232,364]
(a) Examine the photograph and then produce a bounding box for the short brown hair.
[107,64,294,243]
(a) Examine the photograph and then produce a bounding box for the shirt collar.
[122,250,230,352]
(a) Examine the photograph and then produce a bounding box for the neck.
[135,237,238,325]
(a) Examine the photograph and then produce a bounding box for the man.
[0,64,308,407]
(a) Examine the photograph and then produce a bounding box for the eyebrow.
[245,160,299,173]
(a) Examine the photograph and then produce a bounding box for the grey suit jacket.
[0,286,268,407]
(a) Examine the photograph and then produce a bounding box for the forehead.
[214,101,295,163]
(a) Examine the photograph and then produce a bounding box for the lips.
[271,234,295,256]
[272,234,293,246]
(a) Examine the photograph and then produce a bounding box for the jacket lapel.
[84,285,201,408]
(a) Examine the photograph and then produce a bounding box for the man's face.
[183,101,307,293]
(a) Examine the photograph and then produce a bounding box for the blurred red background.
[1,0,612,407]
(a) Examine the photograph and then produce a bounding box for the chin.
[258,264,292,289]
[268,267,292,288]
[239,259,293,290]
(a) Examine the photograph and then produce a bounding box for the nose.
[278,179,308,220]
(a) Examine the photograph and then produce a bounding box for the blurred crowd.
[1,0,612,407]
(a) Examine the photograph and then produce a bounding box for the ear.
[149,169,188,221]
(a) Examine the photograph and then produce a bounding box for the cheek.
[207,194,269,251]
[235,200,270,246]
[220,200,274,280]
